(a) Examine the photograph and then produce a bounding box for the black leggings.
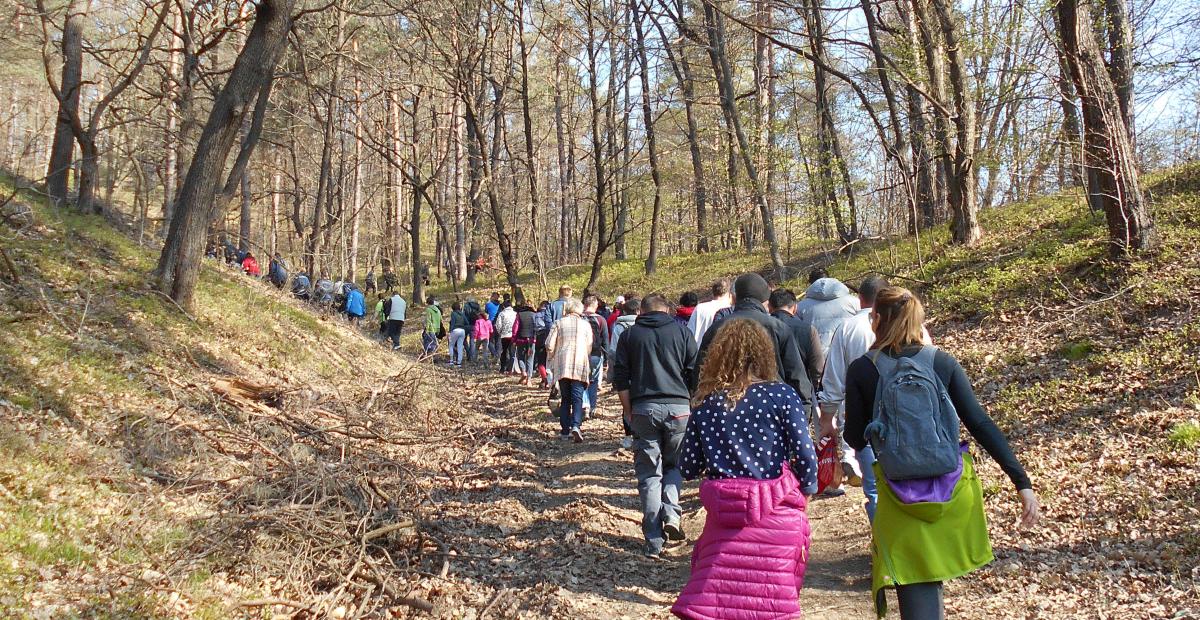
[897,582,943,620]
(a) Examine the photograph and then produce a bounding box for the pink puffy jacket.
[672,466,811,620]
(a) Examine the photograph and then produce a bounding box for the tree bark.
[1056,0,1158,255]
[1103,0,1135,148]
[632,0,663,275]
[154,0,295,311]
[45,0,87,208]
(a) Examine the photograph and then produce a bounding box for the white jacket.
[494,307,517,339]
[687,297,731,345]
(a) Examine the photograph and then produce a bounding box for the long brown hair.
[871,286,926,354]
[693,319,778,409]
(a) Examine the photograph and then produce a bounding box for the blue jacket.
[345,290,366,317]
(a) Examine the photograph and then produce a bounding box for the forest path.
[423,360,876,619]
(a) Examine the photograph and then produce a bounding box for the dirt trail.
[419,363,876,619]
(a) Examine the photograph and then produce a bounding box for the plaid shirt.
[546,314,594,383]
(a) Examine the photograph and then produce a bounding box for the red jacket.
[242,255,261,277]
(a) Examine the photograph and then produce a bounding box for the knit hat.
[733,273,771,303]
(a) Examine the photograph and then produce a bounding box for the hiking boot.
[620,436,634,450]
[570,427,584,443]
[548,386,560,400]
[663,519,686,542]
[643,546,663,560]
[558,433,571,441]
[819,487,847,498]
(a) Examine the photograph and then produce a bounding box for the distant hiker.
[513,297,538,385]
[383,292,407,350]
[796,271,861,356]
[607,296,640,449]
[696,273,814,408]
[375,293,387,336]
[548,284,573,323]
[381,267,399,294]
[420,262,431,286]
[673,318,818,618]
[343,283,366,324]
[291,272,312,301]
[607,295,625,335]
[596,298,612,321]
[768,288,825,404]
[267,253,288,288]
[463,296,482,362]
[364,268,377,294]
[314,276,337,308]
[675,291,698,329]
[611,293,697,558]
[495,301,518,373]
[448,302,469,368]
[485,292,502,359]
[688,278,733,345]
[818,275,892,511]
[581,295,610,417]
[473,309,494,360]
[241,252,261,277]
[422,297,443,357]
[533,301,553,388]
[222,238,238,264]
[843,287,1039,619]
[546,298,593,442]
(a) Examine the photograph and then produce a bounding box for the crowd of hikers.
[212,240,1041,619]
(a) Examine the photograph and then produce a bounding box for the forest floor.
[3,166,1200,619]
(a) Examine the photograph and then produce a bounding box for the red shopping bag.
[816,436,839,494]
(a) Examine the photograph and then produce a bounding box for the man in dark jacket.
[612,294,698,559]
[697,273,814,408]
[582,294,610,417]
[768,288,825,393]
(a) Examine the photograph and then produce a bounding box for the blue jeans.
[421,331,437,355]
[558,379,586,435]
[465,335,475,361]
[517,342,534,377]
[857,443,878,522]
[629,403,690,554]
[585,355,603,411]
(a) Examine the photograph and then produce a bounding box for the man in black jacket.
[768,288,825,393]
[612,294,698,559]
[697,273,815,408]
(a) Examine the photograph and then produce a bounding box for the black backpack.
[586,314,606,358]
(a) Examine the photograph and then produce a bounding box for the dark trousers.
[897,582,944,620]
[499,338,515,372]
[386,319,404,347]
[558,379,586,435]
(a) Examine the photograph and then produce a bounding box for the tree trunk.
[632,0,663,275]
[154,0,295,312]
[702,1,786,279]
[46,0,87,207]
[584,0,608,293]
[929,0,981,245]
[656,3,708,252]
[1103,0,1135,148]
[516,0,549,297]
[1056,0,1158,255]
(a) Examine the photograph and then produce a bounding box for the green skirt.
[871,453,994,617]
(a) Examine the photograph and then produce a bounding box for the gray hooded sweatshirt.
[796,278,860,357]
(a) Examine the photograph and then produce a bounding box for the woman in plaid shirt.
[547,298,593,442]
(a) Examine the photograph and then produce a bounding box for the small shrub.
[1168,421,1200,450]
[1059,340,1094,361]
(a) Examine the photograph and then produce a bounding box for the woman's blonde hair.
[563,298,583,315]
[692,319,778,409]
[871,286,926,354]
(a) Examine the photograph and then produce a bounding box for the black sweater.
[698,301,814,407]
[612,312,698,406]
[843,345,1032,491]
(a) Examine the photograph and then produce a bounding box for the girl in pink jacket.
[473,315,494,361]
[673,318,818,620]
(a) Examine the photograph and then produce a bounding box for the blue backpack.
[865,346,961,480]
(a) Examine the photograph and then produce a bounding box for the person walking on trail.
[796,268,860,356]
[672,319,818,618]
[241,252,261,277]
[817,275,895,512]
[697,273,815,408]
[768,289,825,391]
[533,300,554,389]
[374,293,387,337]
[495,301,518,373]
[607,297,640,449]
[675,291,698,330]
[843,286,1039,619]
[343,283,366,325]
[364,268,377,295]
[546,298,593,443]
[513,298,538,385]
[421,297,444,358]
[463,297,482,362]
[292,272,312,301]
[448,302,469,368]
[581,295,610,417]
[607,295,625,335]
[611,294,698,559]
[688,278,733,345]
[383,292,408,350]
[472,309,494,361]
[485,293,502,359]
[267,253,288,288]
[544,285,575,393]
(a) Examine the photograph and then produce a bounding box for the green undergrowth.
[0,173,407,616]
